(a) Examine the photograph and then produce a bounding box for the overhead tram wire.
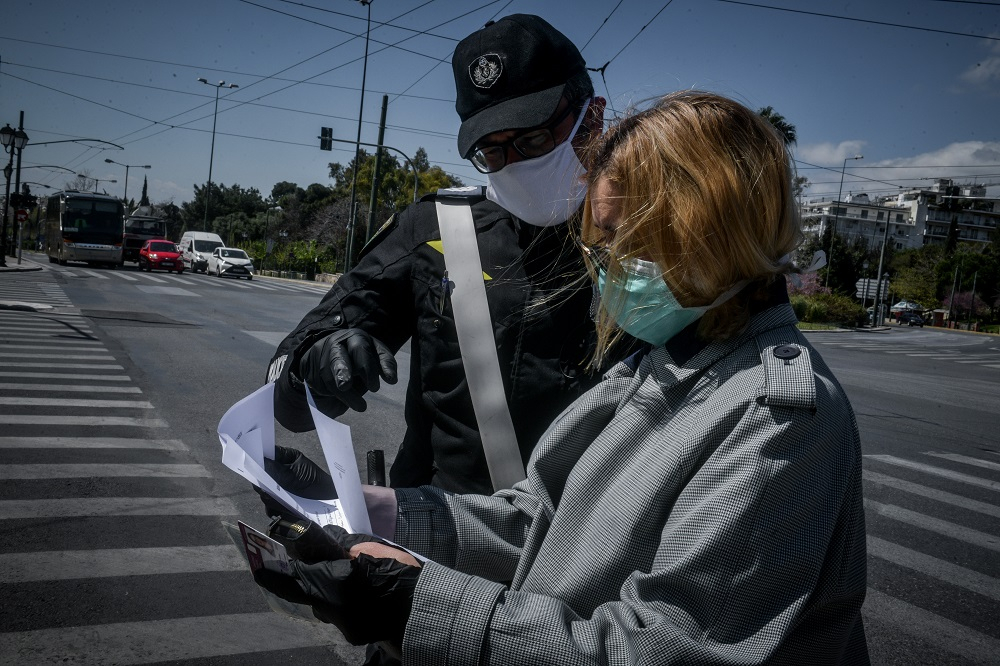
[387,0,516,105]
[716,1,1000,42]
[796,159,911,190]
[581,0,626,51]
[272,0,459,41]
[0,41,453,103]
[587,0,676,118]
[112,0,475,148]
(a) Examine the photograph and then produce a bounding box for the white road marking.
[866,455,1000,492]
[865,499,1000,553]
[0,497,239,519]
[0,397,152,408]
[925,452,1000,473]
[0,437,184,449]
[0,463,207,479]
[0,383,141,393]
[0,612,345,664]
[863,470,1000,518]
[0,371,130,380]
[867,536,1000,602]
[863,588,1000,665]
[0,362,125,369]
[0,415,165,427]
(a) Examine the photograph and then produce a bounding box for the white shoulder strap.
[435,197,526,490]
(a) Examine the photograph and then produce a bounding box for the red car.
[138,239,184,273]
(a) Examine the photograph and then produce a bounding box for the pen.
[439,271,449,313]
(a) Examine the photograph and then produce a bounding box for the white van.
[178,231,225,273]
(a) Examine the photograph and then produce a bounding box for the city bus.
[44,190,125,267]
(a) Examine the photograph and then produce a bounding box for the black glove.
[263,445,337,499]
[253,526,420,646]
[267,518,350,563]
[298,329,397,413]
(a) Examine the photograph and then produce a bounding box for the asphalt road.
[1,253,998,664]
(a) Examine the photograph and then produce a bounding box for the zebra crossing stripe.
[0,497,240,519]
[866,455,1000,492]
[1,342,105,349]
[0,352,114,360]
[0,437,185,449]
[867,536,1000,603]
[0,383,142,393]
[863,470,1000,519]
[865,499,1000,553]
[925,452,1000,473]
[1,362,125,369]
[0,415,164,426]
[863,588,1000,664]
[0,397,153,408]
[78,269,110,280]
[0,372,130,380]
[0,612,345,664]
[0,463,208,479]
[0,545,245,583]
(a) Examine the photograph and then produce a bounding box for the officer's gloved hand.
[253,525,421,646]
[263,445,337,499]
[298,329,397,414]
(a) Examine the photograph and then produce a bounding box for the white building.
[800,179,999,251]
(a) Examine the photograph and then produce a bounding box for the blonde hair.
[582,91,802,365]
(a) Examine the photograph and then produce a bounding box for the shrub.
[794,293,865,326]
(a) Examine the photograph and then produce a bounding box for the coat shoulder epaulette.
[420,185,486,204]
[755,329,816,411]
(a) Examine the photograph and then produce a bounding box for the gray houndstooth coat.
[392,298,869,665]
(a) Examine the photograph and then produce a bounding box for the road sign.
[855,278,887,300]
[15,209,28,223]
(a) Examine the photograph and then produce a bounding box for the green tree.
[758,106,797,146]
[140,177,150,207]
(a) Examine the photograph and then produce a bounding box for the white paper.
[216,381,275,467]
[306,385,372,535]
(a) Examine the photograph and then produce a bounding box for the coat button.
[432,319,442,329]
[773,345,800,360]
[331,314,343,325]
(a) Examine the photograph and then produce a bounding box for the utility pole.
[366,95,388,245]
[873,209,892,326]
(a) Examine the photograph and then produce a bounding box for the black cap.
[453,14,586,159]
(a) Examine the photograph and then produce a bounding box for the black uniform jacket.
[267,192,607,494]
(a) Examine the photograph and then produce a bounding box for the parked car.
[138,239,184,274]
[208,247,255,280]
[898,312,924,327]
[178,231,225,273]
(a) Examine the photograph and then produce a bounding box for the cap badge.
[469,54,502,89]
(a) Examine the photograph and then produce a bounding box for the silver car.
[208,247,255,280]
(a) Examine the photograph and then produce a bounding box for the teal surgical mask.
[598,257,747,346]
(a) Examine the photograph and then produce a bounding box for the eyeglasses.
[469,103,578,174]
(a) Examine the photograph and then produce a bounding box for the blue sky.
[2,0,998,208]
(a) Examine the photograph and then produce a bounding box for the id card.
[238,520,292,575]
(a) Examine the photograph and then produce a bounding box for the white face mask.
[485,99,590,227]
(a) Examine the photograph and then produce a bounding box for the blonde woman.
[255,92,869,665]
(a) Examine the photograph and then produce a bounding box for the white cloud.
[960,56,1000,86]
[797,141,867,166]
[802,141,1000,200]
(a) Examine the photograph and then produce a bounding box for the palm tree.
[758,106,797,147]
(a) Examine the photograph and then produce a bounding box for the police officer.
[266,15,615,496]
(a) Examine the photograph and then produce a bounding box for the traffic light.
[8,193,36,210]
[320,127,333,151]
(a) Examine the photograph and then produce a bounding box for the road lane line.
[866,455,1000,492]
[0,497,239,519]
[0,325,93,334]
[0,383,141,393]
[0,437,185,449]
[77,269,110,280]
[0,463,208,479]
[865,499,1000,553]
[0,416,166,427]
[0,612,344,664]
[863,588,1000,665]
[0,397,152,408]
[925,452,1000,473]
[0,372,130,381]
[1,342,106,349]
[0,545,244,583]
[867,536,1000,602]
[133,273,167,283]
[864,470,1000,518]
[111,272,138,281]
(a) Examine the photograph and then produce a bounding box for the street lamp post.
[825,154,863,287]
[1,120,30,266]
[104,159,151,207]
[78,174,116,193]
[345,0,373,274]
[197,78,239,229]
